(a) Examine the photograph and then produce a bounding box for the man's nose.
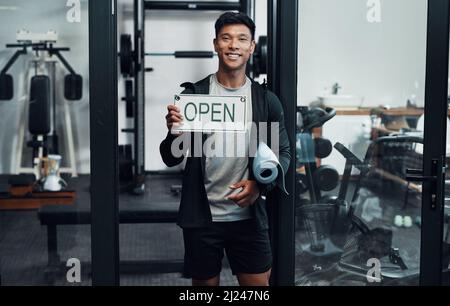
[229,39,239,50]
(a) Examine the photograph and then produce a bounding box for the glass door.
[291,0,449,286]
[0,0,118,286]
[0,0,91,285]
[444,90,450,284]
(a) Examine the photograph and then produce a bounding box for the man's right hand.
[166,105,183,135]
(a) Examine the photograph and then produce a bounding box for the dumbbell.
[314,137,333,159]
[313,165,339,192]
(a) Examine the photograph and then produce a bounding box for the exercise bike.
[295,111,445,285]
[296,106,369,250]
[295,106,406,285]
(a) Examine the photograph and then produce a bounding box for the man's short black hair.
[215,12,256,40]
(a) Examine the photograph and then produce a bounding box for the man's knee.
[237,270,271,286]
[193,275,220,287]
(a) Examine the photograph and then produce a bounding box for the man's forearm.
[160,132,184,167]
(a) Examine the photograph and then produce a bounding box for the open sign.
[172,94,247,133]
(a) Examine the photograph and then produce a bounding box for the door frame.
[89,0,120,285]
[420,0,450,286]
[270,0,450,286]
[267,0,298,286]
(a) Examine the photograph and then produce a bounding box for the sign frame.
[172,94,248,133]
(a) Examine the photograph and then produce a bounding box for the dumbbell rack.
[120,0,255,194]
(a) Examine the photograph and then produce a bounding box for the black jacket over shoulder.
[160,75,291,230]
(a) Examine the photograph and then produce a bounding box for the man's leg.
[183,225,225,286]
[193,275,221,286]
[226,220,273,286]
[237,269,271,286]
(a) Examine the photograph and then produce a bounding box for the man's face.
[214,24,256,72]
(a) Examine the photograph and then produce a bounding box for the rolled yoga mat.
[253,142,288,195]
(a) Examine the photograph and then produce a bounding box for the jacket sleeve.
[263,90,292,194]
[159,88,191,168]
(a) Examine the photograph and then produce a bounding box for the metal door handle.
[406,159,440,210]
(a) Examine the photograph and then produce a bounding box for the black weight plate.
[64,74,82,100]
[120,34,133,76]
[257,36,267,74]
[253,36,267,77]
[0,74,13,100]
[314,137,333,159]
[314,165,339,192]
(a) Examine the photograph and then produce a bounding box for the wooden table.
[334,107,427,116]
[0,191,76,210]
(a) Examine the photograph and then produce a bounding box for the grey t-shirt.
[205,74,253,222]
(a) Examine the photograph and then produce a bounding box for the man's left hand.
[227,180,260,208]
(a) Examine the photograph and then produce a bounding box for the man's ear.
[213,38,218,52]
[250,40,256,55]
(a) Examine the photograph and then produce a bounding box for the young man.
[160,12,290,286]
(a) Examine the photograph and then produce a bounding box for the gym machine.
[296,106,339,205]
[0,30,81,210]
[295,109,430,284]
[118,0,267,195]
[295,106,370,254]
[118,0,146,195]
[0,30,82,101]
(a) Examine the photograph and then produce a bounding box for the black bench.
[37,175,183,279]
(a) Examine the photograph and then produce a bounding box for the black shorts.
[182,219,272,280]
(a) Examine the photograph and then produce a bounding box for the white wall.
[117,0,267,172]
[0,0,90,174]
[298,0,429,175]
[298,0,428,108]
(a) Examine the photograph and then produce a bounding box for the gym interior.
[0,0,450,286]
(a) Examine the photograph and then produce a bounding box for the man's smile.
[225,52,242,60]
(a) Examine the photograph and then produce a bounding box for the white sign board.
[172,94,247,133]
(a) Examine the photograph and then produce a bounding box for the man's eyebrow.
[219,33,251,38]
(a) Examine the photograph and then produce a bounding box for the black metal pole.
[52,51,77,75]
[50,62,58,154]
[0,50,26,75]
[144,1,242,11]
[133,0,146,193]
[89,0,120,285]
[420,0,450,286]
[267,0,298,286]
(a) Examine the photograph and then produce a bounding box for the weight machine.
[0,30,83,179]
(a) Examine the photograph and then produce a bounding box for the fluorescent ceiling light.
[0,6,19,11]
